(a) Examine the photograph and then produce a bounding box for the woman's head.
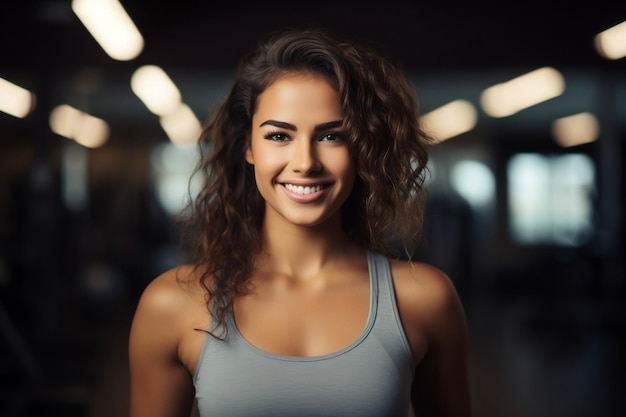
[181,26,433,334]
[193,27,431,253]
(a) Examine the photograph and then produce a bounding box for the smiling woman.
[128,27,471,417]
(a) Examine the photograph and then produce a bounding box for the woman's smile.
[281,182,331,203]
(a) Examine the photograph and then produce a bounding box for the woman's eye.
[321,133,342,142]
[264,132,289,141]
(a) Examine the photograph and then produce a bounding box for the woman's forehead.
[253,75,343,124]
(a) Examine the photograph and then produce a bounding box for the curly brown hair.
[179,27,434,336]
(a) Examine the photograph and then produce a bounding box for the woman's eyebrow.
[258,119,343,131]
[314,120,343,131]
[259,120,296,130]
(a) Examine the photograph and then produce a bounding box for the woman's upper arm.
[395,262,472,417]
[129,271,196,417]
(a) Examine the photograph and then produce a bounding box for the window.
[450,160,496,211]
[507,153,595,246]
[150,141,201,216]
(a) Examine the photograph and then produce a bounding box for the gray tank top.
[193,251,415,416]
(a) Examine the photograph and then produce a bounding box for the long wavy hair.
[179,27,434,337]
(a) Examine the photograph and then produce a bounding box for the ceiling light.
[595,20,626,60]
[159,103,203,147]
[480,67,565,118]
[72,0,144,61]
[421,100,478,142]
[0,77,35,118]
[552,112,599,147]
[49,104,110,148]
[131,65,182,116]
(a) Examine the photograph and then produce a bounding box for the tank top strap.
[366,250,414,364]
[366,250,392,305]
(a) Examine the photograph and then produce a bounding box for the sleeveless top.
[193,251,415,417]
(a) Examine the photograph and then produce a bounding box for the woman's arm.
[129,270,196,417]
[394,261,472,417]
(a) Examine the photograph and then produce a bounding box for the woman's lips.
[281,183,329,202]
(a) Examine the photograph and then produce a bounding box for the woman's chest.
[232,277,371,357]
[195,349,413,417]
[191,276,415,417]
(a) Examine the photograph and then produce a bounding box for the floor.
[1,281,625,417]
[465,292,625,417]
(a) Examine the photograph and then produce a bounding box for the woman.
[129,27,471,417]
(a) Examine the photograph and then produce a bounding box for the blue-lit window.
[450,160,496,211]
[150,142,201,216]
[507,153,595,246]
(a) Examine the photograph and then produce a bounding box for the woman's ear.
[245,135,254,164]
[245,145,254,164]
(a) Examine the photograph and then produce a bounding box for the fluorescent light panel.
[49,104,110,148]
[131,65,182,116]
[421,99,478,142]
[72,0,144,61]
[159,103,203,147]
[551,112,599,147]
[595,20,626,60]
[480,67,565,118]
[0,77,35,118]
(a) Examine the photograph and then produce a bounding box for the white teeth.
[285,184,323,195]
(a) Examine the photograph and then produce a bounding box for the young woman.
[129,27,471,417]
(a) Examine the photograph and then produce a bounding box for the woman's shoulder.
[129,264,212,377]
[389,258,454,292]
[389,258,465,330]
[135,264,209,319]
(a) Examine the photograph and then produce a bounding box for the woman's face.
[246,73,356,229]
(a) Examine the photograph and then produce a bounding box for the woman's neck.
[256,215,362,280]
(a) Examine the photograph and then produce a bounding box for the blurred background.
[1,1,625,416]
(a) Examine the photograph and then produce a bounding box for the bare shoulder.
[137,265,206,313]
[131,265,209,341]
[129,265,210,416]
[390,259,471,416]
[389,259,466,337]
[390,260,459,307]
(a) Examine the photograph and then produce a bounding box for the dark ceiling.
[1,0,626,140]
[3,1,625,71]
[123,1,626,71]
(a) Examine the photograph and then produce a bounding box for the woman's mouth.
[283,183,326,195]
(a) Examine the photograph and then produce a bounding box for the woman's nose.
[290,139,321,173]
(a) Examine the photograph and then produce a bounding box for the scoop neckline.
[228,251,378,362]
